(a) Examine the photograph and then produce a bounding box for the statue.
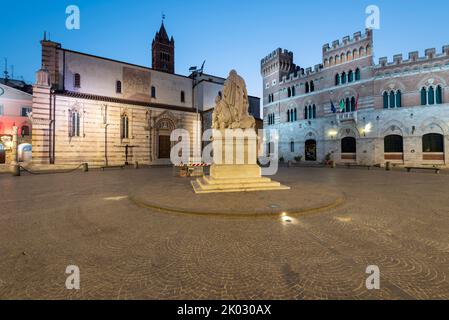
[212,70,255,130]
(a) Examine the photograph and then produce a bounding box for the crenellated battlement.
[279,63,324,85]
[261,48,293,65]
[376,45,449,68]
[322,29,372,53]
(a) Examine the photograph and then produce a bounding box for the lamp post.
[189,61,205,163]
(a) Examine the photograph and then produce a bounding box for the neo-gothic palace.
[31,22,260,168]
[261,29,449,167]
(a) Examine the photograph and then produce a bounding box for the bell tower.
[152,21,175,74]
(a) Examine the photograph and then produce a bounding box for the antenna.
[3,58,9,80]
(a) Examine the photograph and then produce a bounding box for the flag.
[330,100,336,113]
[355,94,359,111]
[339,99,345,112]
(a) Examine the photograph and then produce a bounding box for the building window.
[436,85,443,104]
[383,92,389,109]
[116,81,122,94]
[294,108,297,121]
[384,135,403,153]
[287,110,291,122]
[350,97,356,112]
[341,137,356,153]
[312,105,316,118]
[287,87,292,98]
[389,91,395,108]
[74,73,81,88]
[305,82,310,94]
[21,107,32,117]
[69,110,80,137]
[396,90,402,108]
[335,74,340,86]
[121,114,129,139]
[181,91,185,103]
[310,81,315,92]
[428,86,435,105]
[345,98,351,113]
[291,86,296,97]
[348,70,354,83]
[290,141,295,153]
[341,72,347,84]
[355,68,361,81]
[423,133,444,152]
[421,87,427,105]
[304,106,308,120]
[151,86,156,98]
[21,125,30,137]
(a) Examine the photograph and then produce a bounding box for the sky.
[1,0,449,100]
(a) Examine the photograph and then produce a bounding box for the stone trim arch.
[418,117,447,135]
[380,119,406,136]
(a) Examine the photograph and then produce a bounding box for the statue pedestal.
[191,131,290,194]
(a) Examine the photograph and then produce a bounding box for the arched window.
[436,85,443,104]
[340,53,345,63]
[181,91,185,103]
[312,105,316,118]
[304,106,308,120]
[74,73,81,88]
[359,47,365,57]
[396,90,402,108]
[291,86,296,97]
[294,108,297,121]
[355,68,361,81]
[341,72,347,84]
[290,141,295,153]
[423,133,444,152]
[69,110,80,137]
[310,81,315,92]
[384,135,403,153]
[389,91,395,108]
[305,82,309,93]
[347,51,352,61]
[121,114,129,139]
[287,87,292,98]
[305,140,317,161]
[287,110,290,122]
[353,49,358,59]
[116,80,122,93]
[335,74,340,86]
[329,57,334,66]
[345,97,351,113]
[428,86,435,105]
[421,87,427,105]
[351,97,356,112]
[341,137,356,153]
[308,106,312,119]
[383,92,389,109]
[348,70,354,83]
[151,86,156,98]
[366,45,371,55]
[21,125,30,137]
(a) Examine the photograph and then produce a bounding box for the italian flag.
[339,99,345,112]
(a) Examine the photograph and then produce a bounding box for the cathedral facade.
[31,23,259,168]
[261,29,449,167]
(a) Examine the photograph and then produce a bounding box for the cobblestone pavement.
[0,167,449,300]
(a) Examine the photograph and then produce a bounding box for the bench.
[101,165,125,171]
[405,167,440,174]
[344,163,372,170]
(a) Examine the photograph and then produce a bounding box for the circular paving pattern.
[130,176,345,217]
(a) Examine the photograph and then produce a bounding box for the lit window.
[74,73,81,88]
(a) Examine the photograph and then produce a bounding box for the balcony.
[336,111,357,124]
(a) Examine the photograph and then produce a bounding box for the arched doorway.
[422,133,445,161]
[341,137,357,160]
[0,143,5,164]
[384,135,404,160]
[156,118,175,159]
[305,140,317,161]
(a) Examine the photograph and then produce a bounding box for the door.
[305,140,317,161]
[158,135,171,159]
[0,144,5,164]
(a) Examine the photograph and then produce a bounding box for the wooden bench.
[405,167,440,174]
[100,165,125,171]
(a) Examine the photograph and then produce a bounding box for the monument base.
[191,164,290,194]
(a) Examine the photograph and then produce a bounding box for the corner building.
[261,29,449,167]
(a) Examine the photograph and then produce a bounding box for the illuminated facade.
[0,82,32,167]
[261,29,449,166]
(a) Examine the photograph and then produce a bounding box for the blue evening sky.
[1,0,449,99]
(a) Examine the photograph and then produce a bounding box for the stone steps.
[192,177,290,194]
